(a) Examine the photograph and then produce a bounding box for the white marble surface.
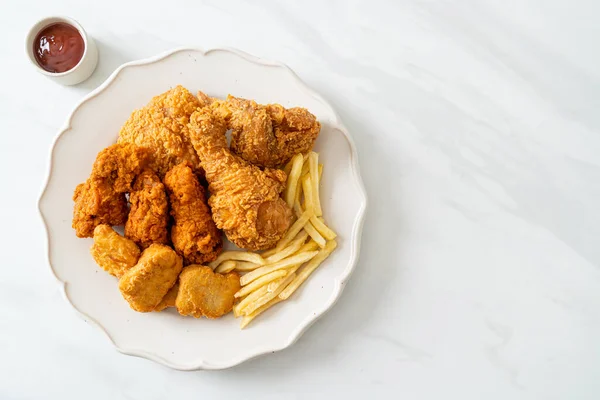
[1,0,599,398]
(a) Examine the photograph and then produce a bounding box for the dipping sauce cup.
[26,16,98,85]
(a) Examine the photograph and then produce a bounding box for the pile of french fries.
[208,152,337,328]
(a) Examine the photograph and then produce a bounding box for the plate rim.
[38,46,368,370]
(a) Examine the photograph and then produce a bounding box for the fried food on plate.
[118,244,183,312]
[206,92,321,168]
[72,143,151,237]
[91,143,152,193]
[176,265,240,318]
[188,108,293,250]
[154,282,179,312]
[72,179,128,238]
[118,86,203,177]
[164,163,223,264]
[125,170,169,249]
[90,224,141,277]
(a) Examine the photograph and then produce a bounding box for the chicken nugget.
[154,282,179,312]
[125,170,169,249]
[90,224,141,277]
[118,244,183,312]
[176,265,240,319]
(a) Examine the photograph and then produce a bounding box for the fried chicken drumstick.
[188,108,293,251]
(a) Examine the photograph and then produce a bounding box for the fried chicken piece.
[72,179,129,238]
[91,143,152,193]
[163,163,223,264]
[118,86,203,177]
[188,108,293,250]
[154,282,179,312]
[125,170,169,249]
[72,143,151,237]
[118,244,183,312]
[206,93,321,168]
[176,265,240,318]
[90,224,141,277]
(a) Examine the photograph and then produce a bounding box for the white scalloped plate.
[38,47,367,370]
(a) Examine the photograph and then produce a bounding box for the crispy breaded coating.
[72,179,128,238]
[72,143,151,238]
[118,86,203,177]
[207,93,320,168]
[176,265,240,318]
[163,163,223,264]
[91,143,152,193]
[154,282,179,312]
[90,224,141,277]
[118,244,183,312]
[125,170,169,249]
[188,108,293,250]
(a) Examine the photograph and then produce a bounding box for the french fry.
[214,260,236,274]
[296,240,320,254]
[243,272,297,316]
[209,251,265,269]
[279,240,337,300]
[282,158,295,176]
[301,175,314,213]
[274,210,312,251]
[285,154,304,207]
[318,163,323,183]
[240,296,284,329]
[294,200,304,218]
[234,269,288,298]
[309,152,322,216]
[265,231,308,264]
[293,176,304,217]
[240,250,319,286]
[234,261,261,272]
[233,285,268,317]
[301,152,311,176]
[303,221,326,248]
[310,216,337,240]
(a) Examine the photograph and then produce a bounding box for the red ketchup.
[33,23,85,73]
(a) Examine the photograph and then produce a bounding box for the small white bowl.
[26,16,98,86]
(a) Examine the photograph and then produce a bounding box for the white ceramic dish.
[26,16,98,85]
[38,47,367,370]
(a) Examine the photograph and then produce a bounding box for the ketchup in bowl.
[33,22,84,73]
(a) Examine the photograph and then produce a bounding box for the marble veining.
[0,0,599,399]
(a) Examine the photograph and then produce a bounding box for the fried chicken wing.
[118,86,203,177]
[91,143,152,193]
[176,265,240,318]
[72,143,151,237]
[72,179,129,238]
[90,224,141,277]
[163,163,223,264]
[206,93,320,168]
[125,170,169,249]
[118,244,183,312]
[188,108,293,250]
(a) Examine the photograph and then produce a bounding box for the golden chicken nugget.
[176,265,240,319]
[90,224,141,278]
[118,244,183,312]
[154,282,179,312]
